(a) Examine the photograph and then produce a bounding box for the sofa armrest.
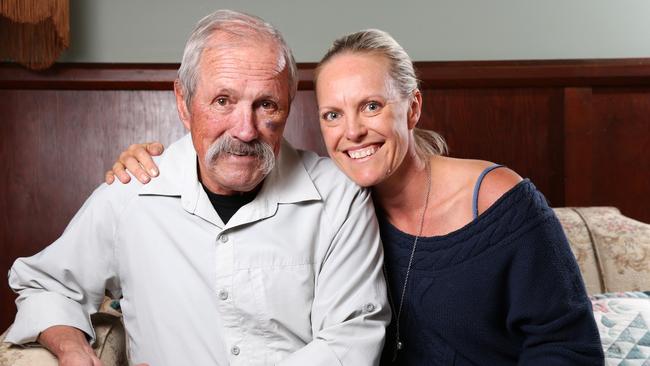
[0,311,127,366]
[555,207,650,295]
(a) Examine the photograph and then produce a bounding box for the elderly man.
[5,10,389,366]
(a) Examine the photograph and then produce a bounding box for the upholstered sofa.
[1,206,648,365]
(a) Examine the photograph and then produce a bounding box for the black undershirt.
[202,184,258,224]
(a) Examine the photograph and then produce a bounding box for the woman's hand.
[105,142,164,184]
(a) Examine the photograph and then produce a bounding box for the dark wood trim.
[3,59,650,90]
[563,87,595,205]
[0,63,318,91]
[0,63,179,90]
[416,59,650,88]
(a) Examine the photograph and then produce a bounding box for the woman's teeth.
[348,146,378,159]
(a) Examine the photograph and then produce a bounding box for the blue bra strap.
[472,164,504,219]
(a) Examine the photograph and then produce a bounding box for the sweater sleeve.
[506,205,604,365]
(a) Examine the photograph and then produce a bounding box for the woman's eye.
[322,111,340,121]
[364,101,381,112]
[215,97,228,106]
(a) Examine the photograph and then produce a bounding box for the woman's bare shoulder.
[436,157,522,215]
[474,161,522,215]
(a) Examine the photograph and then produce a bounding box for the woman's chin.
[346,171,386,188]
[332,155,388,188]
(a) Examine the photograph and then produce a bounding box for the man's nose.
[230,107,259,142]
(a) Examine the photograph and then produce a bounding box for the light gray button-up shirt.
[7,134,390,365]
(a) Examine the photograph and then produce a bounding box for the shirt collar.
[262,138,322,205]
[138,134,321,226]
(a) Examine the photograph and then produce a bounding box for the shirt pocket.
[236,263,315,360]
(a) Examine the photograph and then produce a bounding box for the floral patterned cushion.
[554,207,650,295]
[591,292,650,365]
[0,337,58,366]
[554,207,604,294]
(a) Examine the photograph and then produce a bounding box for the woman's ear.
[174,79,192,130]
[407,89,422,130]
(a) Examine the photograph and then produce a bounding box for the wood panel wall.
[1,60,649,330]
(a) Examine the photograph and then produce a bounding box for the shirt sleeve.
[507,210,604,365]
[5,184,121,345]
[279,187,391,366]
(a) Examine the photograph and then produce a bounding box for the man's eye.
[215,97,228,106]
[261,100,277,110]
[322,111,340,121]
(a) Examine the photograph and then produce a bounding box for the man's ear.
[174,80,191,130]
[407,89,422,130]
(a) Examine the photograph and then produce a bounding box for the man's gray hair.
[178,9,298,108]
[316,29,447,158]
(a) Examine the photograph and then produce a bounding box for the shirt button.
[219,234,229,243]
[231,345,240,356]
[218,289,229,300]
[364,303,376,312]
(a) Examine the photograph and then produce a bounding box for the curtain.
[0,0,69,70]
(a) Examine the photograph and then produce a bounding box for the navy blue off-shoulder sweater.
[379,180,604,365]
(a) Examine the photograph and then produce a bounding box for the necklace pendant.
[392,340,404,362]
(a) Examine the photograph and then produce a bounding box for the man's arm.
[6,184,122,353]
[279,187,390,366]
[37,325,149,366]
[37,326,102,366]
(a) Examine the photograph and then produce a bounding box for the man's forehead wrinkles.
[204,46,277,62]
[209,64,284,81]
[212,70,282,82]
[196,42,288,95]
[201,71,287,95]
[203,57,283,76]
[215,61,283,72]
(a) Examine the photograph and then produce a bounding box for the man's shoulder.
[93,177,147,208]
[98,136,197,209]
[297,149,356,184]
[294,149,370,204]
[137,134,194,196]
[78,135,192,226]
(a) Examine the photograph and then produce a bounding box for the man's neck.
[202,183,261,224]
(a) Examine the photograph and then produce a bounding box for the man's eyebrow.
[256,93,279,101]
[214,88,236,95]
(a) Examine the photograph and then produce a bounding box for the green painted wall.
[60,0,650,62]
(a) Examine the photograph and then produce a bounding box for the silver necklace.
[391,161,432,362]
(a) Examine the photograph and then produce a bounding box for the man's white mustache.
[205,135,276,175]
